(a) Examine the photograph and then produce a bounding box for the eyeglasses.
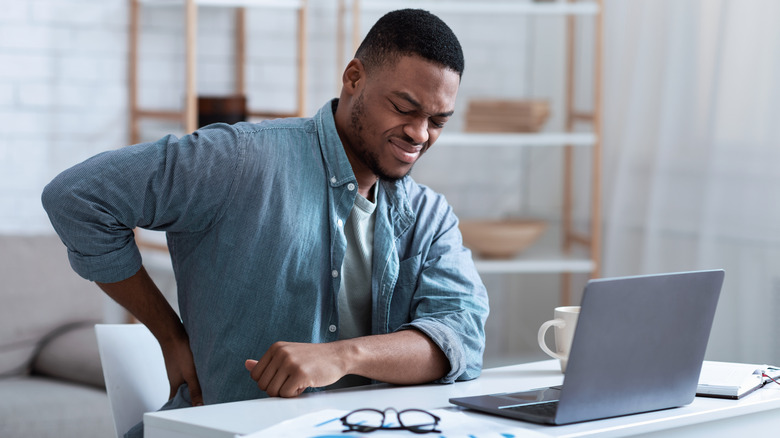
[340,407,441,434]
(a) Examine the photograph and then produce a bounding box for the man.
[42,8,488,435]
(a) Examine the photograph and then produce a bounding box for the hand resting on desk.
[245,341,348,397]
[244,330,450,398]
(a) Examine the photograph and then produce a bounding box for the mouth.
[389,138,423,164]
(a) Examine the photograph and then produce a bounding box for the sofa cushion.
[0,234,104,376]
[32,322,105,389]
[0,376,113,438]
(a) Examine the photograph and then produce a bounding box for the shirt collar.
[315,99,414,227]
[315,99,355,188]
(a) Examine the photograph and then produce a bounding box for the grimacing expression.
[346,55,460,182]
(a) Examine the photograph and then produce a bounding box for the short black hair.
[355,9,464,78]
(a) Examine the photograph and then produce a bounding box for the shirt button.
[332,270,339,278]
[329,324,337,333]
[337,219,343,227]
[330,176,337,184]
[347,183,355,191]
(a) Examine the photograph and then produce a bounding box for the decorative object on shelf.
[459,219,547,259]
[198,95,247,129]
[464,99,550,133]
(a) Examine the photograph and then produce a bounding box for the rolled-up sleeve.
[393,191,489,383]
[41,124,245,283]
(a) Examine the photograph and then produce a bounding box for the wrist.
[335,338,363,377]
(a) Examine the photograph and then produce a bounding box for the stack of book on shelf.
[465,99,550,133]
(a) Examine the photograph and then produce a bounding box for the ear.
[341,59,364,96]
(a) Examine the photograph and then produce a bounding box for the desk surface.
[145,360,780,437]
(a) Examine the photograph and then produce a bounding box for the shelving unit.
[127,0,602,305]
[128,0,309,144]
[346,0,603,304]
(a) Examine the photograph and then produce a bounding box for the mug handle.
[537,319,566,360]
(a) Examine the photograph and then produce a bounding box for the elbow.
[41,172,82,237]
[41,179,65,222]
[41,181,59,212]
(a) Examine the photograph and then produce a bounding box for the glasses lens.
[398,409,438,432]
[344,409,384,430]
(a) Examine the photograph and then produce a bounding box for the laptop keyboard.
[503,400,559,417]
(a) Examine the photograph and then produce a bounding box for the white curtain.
[602,0,780,364]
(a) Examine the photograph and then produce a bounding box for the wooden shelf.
[437,132,597,147]
[475,256,595,274]
[137,0,304,8]
[358,1,599,15]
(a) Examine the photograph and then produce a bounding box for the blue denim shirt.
[43,99,489,406]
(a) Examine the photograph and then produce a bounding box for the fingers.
[161,335,204,407]
[187,370,204,406]
[166,364,204,406]
[245,343,318,398]
[247,347,288,396]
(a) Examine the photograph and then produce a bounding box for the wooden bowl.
[459,219,547,259]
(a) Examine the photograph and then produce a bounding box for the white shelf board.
[137,0,304,8]
[359,1,600,15]
[437,132,597,147]
[474,256,595,274]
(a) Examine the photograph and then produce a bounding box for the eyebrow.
[392,91,455,118]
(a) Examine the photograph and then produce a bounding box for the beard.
[349,92,415,182]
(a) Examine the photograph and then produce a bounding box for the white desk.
[145,360,780,437]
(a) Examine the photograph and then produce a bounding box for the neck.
[359,180,378,202]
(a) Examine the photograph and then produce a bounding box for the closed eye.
[391,102,412,115]
[390,95,451,129]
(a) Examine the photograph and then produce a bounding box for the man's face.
[343,55,460,182]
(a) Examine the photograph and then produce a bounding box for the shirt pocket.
[396,253,422,289]
[388,253,423,328]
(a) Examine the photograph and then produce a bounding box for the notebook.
[697,361,780,399]
[450,269,725,425]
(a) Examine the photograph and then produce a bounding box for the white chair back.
[95,324,169,438]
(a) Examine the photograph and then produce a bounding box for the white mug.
[537,306,580,373]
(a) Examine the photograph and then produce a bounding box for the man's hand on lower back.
[95,266,205,406]
[160,331,204,406]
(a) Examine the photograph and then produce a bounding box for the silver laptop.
[450,269,724,425]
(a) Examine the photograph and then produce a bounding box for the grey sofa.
[0,234,114,437]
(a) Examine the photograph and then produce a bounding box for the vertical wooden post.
[336,0,346,92]
[352,0,361,54]
[129,0,140,144]
[296,1,308,116]
[561,1,578,306]
[184,0,198,133]
[235,7,246,97]
[561,0,603,305]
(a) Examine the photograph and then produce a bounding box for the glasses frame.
[340,407,442,434]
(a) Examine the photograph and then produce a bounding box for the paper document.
[697,361,780,399]
[237,408,547,438]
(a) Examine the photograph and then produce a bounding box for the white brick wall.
[0,0,128,233]
[1,0,578,235]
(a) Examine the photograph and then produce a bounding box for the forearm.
[98,265,204,404]
[340,329,449,384]
[96,266,186,344]
[246,329,449,397]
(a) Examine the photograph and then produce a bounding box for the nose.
[403,118,429,146]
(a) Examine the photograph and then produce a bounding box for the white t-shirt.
[338,184,376,340]
[330,184,376,389]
